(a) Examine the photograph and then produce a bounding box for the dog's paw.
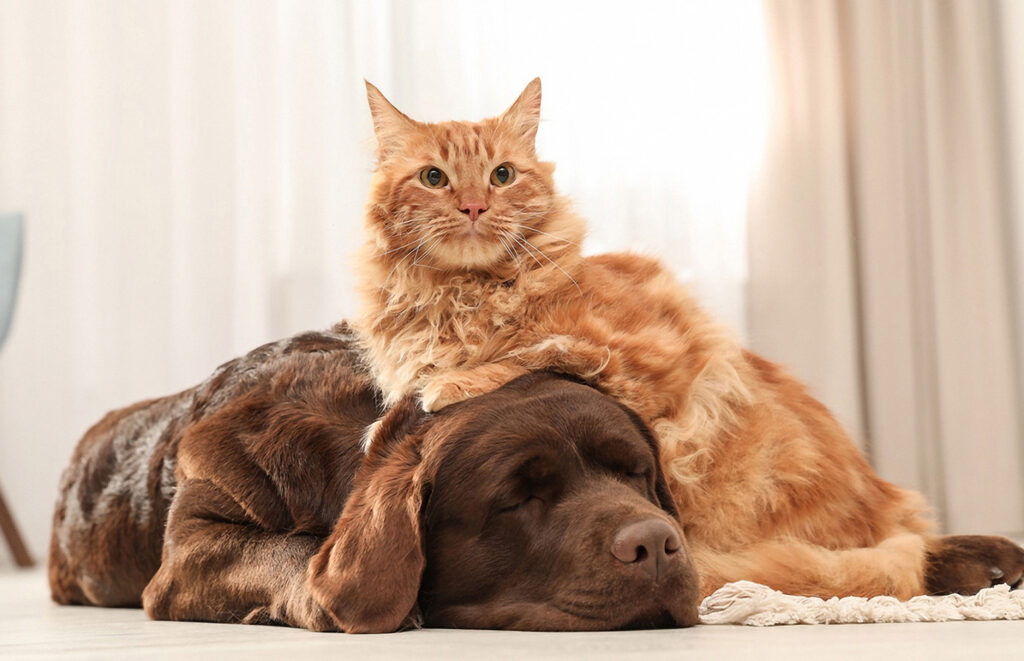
[925,535,1024,595]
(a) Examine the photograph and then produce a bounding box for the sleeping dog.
[48,323,699,632]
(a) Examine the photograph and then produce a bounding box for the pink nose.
[459,202,488,222]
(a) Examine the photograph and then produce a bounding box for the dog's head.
[308,372,699,632]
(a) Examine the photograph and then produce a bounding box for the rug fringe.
[699,581,1024,625]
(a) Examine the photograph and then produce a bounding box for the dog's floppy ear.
[615,403,679,518]
[308,396,432,633]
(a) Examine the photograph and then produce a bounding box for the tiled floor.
[1,568,1021,660]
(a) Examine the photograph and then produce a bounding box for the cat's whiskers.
[410,234,435,263]
[519,225,581,248]
[509,202,548,212]
[497,234,520,266]
[509,233,545,270]
[377,235,430,257]
[510,233,583,294]
[413,236,446,270]
[392,217,432,228]
[389,207,465,230]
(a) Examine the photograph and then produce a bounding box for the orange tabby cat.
[353,79,1024,599]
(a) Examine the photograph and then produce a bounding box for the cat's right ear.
[365,81,416,162]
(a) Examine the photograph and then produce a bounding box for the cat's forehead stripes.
[428,122,498,164]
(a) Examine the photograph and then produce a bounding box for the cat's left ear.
[499,78,542,148]
[365,81,416,161]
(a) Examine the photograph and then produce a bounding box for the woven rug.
[699,581,1024,625]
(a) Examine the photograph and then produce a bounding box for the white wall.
[0,0,767,566]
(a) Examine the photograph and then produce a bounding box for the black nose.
[610,518,682,583]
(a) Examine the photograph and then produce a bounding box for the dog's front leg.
[142,478,338,631]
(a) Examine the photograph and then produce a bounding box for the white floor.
[2,568,1022,661]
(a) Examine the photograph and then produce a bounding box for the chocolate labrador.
[48,323,699,632]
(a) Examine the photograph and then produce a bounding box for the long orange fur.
[353,79,936,599]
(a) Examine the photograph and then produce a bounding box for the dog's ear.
[615,403,679,518]
[308,397,432,633]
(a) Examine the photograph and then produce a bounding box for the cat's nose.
[459,202,488,222]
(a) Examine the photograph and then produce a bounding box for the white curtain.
[1004,0,1024,429]
[0,1,768,561]
[750,0,1024,536]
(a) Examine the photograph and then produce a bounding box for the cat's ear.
[365,81,416,161]
[499,78,542,148]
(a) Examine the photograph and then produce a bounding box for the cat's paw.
[420,378,476,412]
[419,364,527,412]
[516,336,611,378]
[925,535,1024,595]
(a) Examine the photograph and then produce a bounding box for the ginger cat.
[353,79,1024,599]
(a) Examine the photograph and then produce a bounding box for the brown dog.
[48,324,699,632]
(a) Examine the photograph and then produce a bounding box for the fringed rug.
[699,581,1024,625]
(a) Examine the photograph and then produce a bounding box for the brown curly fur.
[353,79,1024,600]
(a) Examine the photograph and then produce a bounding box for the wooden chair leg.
[0,483,33,567]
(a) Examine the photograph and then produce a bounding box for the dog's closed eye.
[498,495,544,514]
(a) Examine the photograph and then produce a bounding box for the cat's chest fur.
[360,278,537,401]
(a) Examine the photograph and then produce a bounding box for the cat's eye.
[490,163,516,187]
[419,167,449,189]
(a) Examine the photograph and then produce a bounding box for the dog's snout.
[610,518,681,583]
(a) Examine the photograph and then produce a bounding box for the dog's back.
[49,391,191,605]
[48,323,374,606]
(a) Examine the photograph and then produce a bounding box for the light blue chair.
[0,214,23,350]
[0,212,32,567]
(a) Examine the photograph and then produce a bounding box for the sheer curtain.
[750,0,1024,536]
[0,1,768,561]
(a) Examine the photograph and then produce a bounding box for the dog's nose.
[610,518,682,583]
